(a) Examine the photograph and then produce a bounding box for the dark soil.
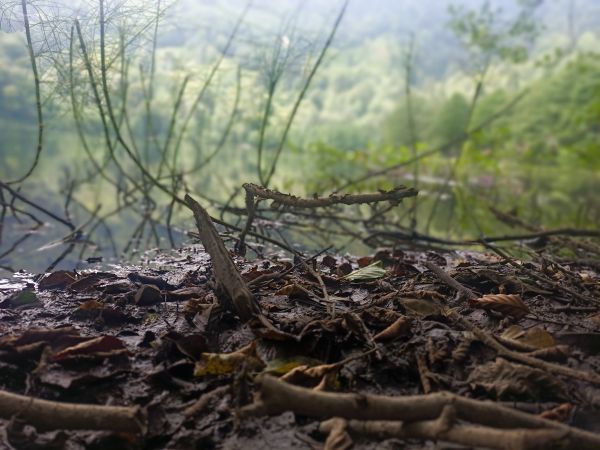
[1,244,599,449]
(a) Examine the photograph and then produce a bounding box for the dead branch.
[320,413,566,450]
[243,183,417,210]
[0,388,144,433]
[424,262,600,385]
[185,194,261,321]
[239,375,600,449]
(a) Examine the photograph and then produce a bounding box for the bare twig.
[239,375,600,449]
[0,388,144,433]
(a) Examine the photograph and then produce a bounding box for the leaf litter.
[0,244,599,449]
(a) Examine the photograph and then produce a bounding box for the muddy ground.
[0,243,599,449]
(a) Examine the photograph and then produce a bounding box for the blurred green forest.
[0,0,599,271]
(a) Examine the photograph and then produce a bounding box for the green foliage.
[432,93,471,148]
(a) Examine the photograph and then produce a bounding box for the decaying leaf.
[194,341,265,377]
[539,403,573,422]
[134,284,163,306]
[0,288,40,308]
[468,358,567,400]
[500,325,555,350]
[52,335,128,361]
[399,298,442,317]
[280,362,341,390]
[38,271,77,290]
[275,283,309,299]
[323,418,353,450]
[373,316,411,341]
[72,299,129,326]
[555,332,600,355]
[470,293,530,319]
[264,357,323,376]
[341,261,387,282]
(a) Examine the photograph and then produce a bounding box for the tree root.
[239,375,600,449]
[0,388,144,432]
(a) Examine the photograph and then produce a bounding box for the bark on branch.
[239,375,600,449]
[243,183,417,210]
[0,388,144,432]
[320,415,566,450]
[185,194,261,321]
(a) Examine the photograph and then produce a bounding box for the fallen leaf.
[0,288,40,309]
[52,336,127,361]
[72,300,129,326]
[374,316,411,341]
[280,362,340,389]
[470,294,530,319]
[501,325,555,350]
[539,403,573,422]
[323,418,353,450]
[194,341,265,377]
[38,271,77,290]
[321,255,338,269]
[275,283,310,300]
[468,358,567,400]
[69,273,113,292]
[555,332,600,354]
[134,284,163,306]
[356,256,373,267]
[323,417,354,450]
[341,261,387,282]
[400,298,442,317]
[264,357,323,376]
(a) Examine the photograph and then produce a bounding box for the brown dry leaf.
[501,325,555,350]
[313,370,340,391]
[275,283,309,299]
[72,299,131,325]
[400,298,442,317]
[373,316,411,342]
[470,294,530,319]
[52,335,128,361]
[323,418,353,450]
[280,362,341,388]
[356,256,373,268]
[278,359,346,391]
[539,403,573,422]
[38,271,77,290]
[69,273,111,292]
[467,358,567,400]
[194,341,265,377]
[134,284,163,306]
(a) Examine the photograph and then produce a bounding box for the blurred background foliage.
[0,0,598,271]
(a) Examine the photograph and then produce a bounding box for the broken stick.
[243,183,417,209]
[239,375,600,450]
[185,194,260,321]
[0,388,144,432]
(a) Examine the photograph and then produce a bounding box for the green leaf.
[341,261,387,282]
[1,288,40,308]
